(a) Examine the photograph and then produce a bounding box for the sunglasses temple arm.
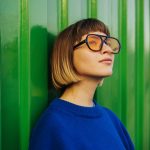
[73,40,86,49]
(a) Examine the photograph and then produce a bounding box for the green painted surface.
[87,0,97,18]
[58,0,68,31]
[118,0,127,126]
[135,0,144,149]
[1,0,20,149]
[0,0,150,149]
[19,0,30,149]
[143,1,150,149]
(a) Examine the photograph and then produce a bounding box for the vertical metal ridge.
[143,0,150,149]
[19,0,30,149]
[135,0,144,149]
[149,3,150,148]
[118,0,127,125]
[148,2,150,149]
[87,0,97,18]
[0,29,2,150]
[57,0,68,31]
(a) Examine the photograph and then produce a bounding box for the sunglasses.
[73,34,121,54]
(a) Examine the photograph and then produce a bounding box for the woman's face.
[73,31,115,80]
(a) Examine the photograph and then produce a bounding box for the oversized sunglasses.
[73,34,121,54]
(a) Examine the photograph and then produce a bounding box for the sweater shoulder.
[102,106,134,149]
[32,105,63,132]
[102,106,127,134]
[29,105,64,149]
[102,107,121,123]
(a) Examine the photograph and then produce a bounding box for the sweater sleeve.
[118,120,135,150]
[28,112,58,150]
[103,107,135,150]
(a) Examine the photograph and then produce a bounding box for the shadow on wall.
[30,26,61,129]
[47,28,61,101]
[30,25,60,105]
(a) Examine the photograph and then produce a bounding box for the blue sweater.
[29,98,134,150]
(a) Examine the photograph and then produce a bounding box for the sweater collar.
[49,98,103,118]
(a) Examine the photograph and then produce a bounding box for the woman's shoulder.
[101,106,120,122]
[31,98,65,134]
[101,106,126,132]
[29,99,64,149]
[101,106,134,149]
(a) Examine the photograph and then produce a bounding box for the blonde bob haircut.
[51,18,110,90]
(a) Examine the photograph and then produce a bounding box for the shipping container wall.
[1,0,150,150]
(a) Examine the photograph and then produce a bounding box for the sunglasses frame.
[73,34,121,54]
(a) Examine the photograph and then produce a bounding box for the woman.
[29,18,134,150]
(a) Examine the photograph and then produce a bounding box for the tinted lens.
[87,35,102,50]
[105,37,120,53]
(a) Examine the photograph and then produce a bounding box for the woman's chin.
[96,70,113,78]
[77,70,113,80]
[88,72,113,79]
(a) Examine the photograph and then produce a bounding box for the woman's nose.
[100,43,113,54]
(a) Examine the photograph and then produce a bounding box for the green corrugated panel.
[143,0,150,149]
[19,0,30,149]
[119,0,127,126]
[135,0,144,149]
[126,0,136,145]
[0,32,2,150]
[29,1,49,150]
[29,0,49,144]
[29,0,48,131]
[1,0,150,149]
[1,0,20,149]
[0,15,1,146]
[87,0,97,18]
[58,0,68,31]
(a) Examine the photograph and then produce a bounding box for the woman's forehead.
[81,31,107,40]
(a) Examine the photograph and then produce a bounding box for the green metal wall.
[1,0,150,150]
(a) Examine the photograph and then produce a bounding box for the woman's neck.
[60,78,103,107]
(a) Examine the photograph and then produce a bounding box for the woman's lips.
[99,58,112,64]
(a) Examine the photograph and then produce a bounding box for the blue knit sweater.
[29,98,134,150]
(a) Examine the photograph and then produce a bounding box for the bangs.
[72,18,110,44]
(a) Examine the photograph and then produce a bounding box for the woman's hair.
[51,18,110,90]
